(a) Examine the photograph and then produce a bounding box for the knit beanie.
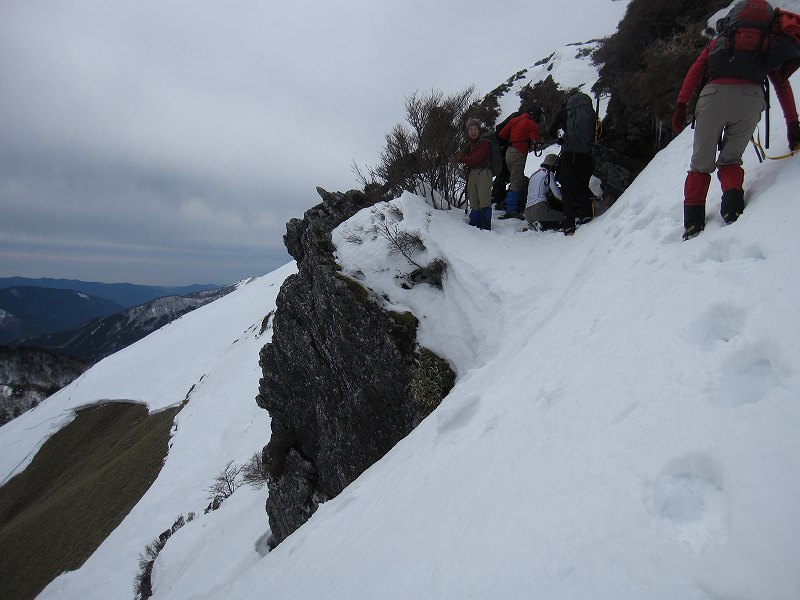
[465,118,482,131]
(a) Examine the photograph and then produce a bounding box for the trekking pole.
[594,94,602,144]
[751,137,765,162]
[763,79,771,149]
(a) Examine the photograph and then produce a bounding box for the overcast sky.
[0,0,629,286]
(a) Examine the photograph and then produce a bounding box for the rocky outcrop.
[592,145,639,205]
[256,188,454,546]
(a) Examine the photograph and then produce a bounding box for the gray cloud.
[0,0,629,285]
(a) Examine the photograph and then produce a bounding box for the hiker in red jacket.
[458,119,493,230]
[498,106,541,219]
[673,0,800,240]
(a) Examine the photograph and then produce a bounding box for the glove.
[672,103,688,135]
[788,120,800,151]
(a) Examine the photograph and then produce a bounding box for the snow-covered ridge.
[496,40,605,120]
[131,95,800,598]
[200,103,800,598]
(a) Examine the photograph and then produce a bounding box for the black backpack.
[563,93,597,154]
[480,132,504,177]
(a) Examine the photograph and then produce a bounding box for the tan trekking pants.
[505,146,528,192]
[690,83,765,174]
[467,167,492,210]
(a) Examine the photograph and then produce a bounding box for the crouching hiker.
[498,106,542,219]
[673,0,800,240]
[458,119,493,230]
[524,154,565,231]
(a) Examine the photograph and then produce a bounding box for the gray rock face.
[257,188,454,546]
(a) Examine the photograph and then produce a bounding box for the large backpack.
[563,93,596,155]
[772,8,800,76]
[708,0,776,84]
[480,131,504,177]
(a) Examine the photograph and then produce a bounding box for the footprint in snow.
[716,346,784,407]
[694,237,766,264]
[687,303,745,351]
[650,454,728,553]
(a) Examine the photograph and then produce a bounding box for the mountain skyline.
[0,1,631,286]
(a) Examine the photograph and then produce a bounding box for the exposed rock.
[592,145,639,205]
[406,258,447,289]
[257,188,454,545]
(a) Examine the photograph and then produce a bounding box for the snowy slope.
[152,98,799,600]
[496,39,605,121]
[111,99,800,600]
[0,263,294,599]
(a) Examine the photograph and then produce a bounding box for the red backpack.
[774,7,800,43]
[708,0,776,83]
[772,8,800,77]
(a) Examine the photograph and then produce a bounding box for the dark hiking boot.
[539,221,561,231]
[720,188,745,224]
[722,211,742,225]
[562,226,576,236]
[682,224,704,240]
[683,204,705,240]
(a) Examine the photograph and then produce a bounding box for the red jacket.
[458,138,490,169]
[498,113,539,153]
[678,38,798,123]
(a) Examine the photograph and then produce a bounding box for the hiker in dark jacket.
[673,0,800,240]
[498,107,541,218]
[548,92,597,236]
[491,111,518,209]
[458,119,493,230]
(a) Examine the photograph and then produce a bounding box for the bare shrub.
[340,225,365,245]
[133,514,192,600]
[377,222,425,269]
[242,451,270,489]
[359,87,480,209]
[206,460,243,507]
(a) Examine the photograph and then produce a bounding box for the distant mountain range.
[0,278,226,346]
[0,287,124,344]
[17,285,238,362]
[0,277,221,309]
[0,280,238,423]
